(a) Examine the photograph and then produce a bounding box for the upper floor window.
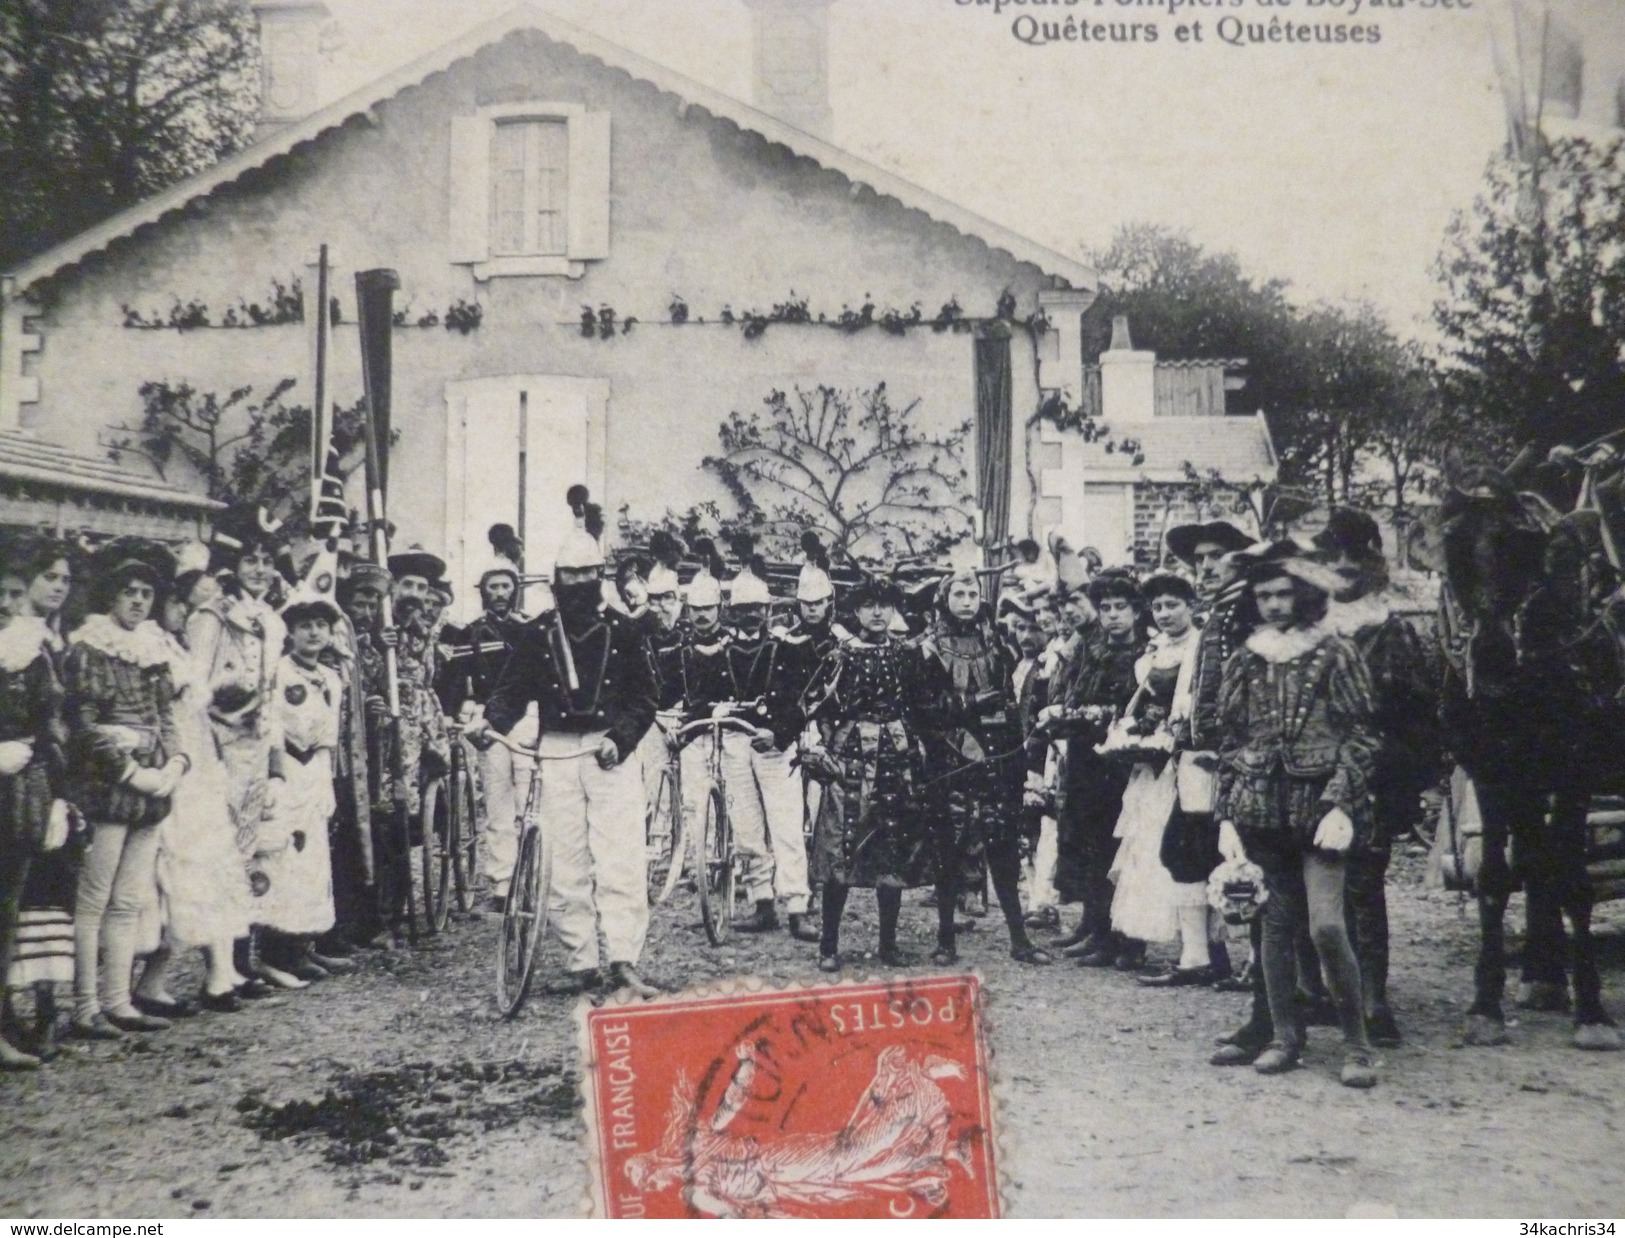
[449,103,610,280]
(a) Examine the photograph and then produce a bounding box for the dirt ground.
[3,847,1623,1219]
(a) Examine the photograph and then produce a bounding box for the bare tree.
[704,383,974,564]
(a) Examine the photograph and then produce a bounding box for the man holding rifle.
[471,488,660,998]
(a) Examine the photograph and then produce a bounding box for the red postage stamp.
[578,975,999,1218]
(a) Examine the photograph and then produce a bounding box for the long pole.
[309,244,330,528]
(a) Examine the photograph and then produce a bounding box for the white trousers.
[539,730,648,971]
[680,732,810,913]
[481,708,537,894]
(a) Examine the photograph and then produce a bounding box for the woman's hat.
[1312,507,1384,563]
[1166,520,1253,567]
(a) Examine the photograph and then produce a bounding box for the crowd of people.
[0,484,1441,1094]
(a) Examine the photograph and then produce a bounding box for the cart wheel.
[646,767,685,906]
[420,777,454,933]
[699,787,733,946]
[497,824,550,1017]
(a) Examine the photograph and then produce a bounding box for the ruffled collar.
[201,591,277,635]
[70,614,172,668]
[1325,591,1395,639]
[0,615,56,673]
[1245,623,1330,665]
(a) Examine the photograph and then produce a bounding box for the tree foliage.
[703,383,973,565]
[0,0,259,269]
[1432,134,1625,455]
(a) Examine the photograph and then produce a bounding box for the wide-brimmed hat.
[1239,538,1345,596]
[388,546,445,583]
[88,538,177,611]
[1312,507,1384,562]
[1166,520,1252,566]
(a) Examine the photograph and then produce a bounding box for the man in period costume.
[439,558,532,905]
[1314,507,1439,1047]
[476,489,660,997]
[385,547,452,823]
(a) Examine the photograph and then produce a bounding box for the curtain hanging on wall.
[974,329,1014,558]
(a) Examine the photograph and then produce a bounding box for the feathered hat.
[795,531,834,602]
[555,485,606,570]
[208,503,287,575]
[726,531,773,606]
[684,536,725,608]
[646,530,685,597]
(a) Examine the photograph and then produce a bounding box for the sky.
[313,0,1625,339]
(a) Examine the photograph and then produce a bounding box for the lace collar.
[0,615,56,673]
[70,615,172,669]
[1325,592,1395,639]
[1245,623,1330,665]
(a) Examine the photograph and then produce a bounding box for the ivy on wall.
[119,279,483,334]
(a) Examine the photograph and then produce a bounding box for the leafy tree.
[106,377,376,539]
[703,383,973,565]
[0,0,259,269]
[1432,134,1625,454]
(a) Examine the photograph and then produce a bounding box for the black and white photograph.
[1,0,1623,1220]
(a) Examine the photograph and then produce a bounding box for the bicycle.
[418,731,482,932]
[644,714,686,907]
[483,729,601,1018]
[673,712,761,946]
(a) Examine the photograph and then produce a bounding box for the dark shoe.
[1075,945,1117,968]
[308,950,356,974]
[1253,1043,1302,1075]
[541,969,602,997]
[930,942,958,966]
[1210,1041,1265,1066]
[787,914,821,943]
[104,1008,172,1033]
[235,978,277,1000]
[1340,1048,1381,1088]
[1366,1006,1403,1048]
[316,936,357,958]
[133,995,196,1020]
[1023,905,1061,932]
[818,953,842,973]
[68,1013,123,1041]
[252,963,309,991]
[0,1036,41,1071]
[878,947,918,968]
[1061,935,1102,959]
[732,899,780,933]
[1216,1017,1273,1048]
[1010,944,1054,966]
[606,963,661,999]
[199,989,245,1014]
[1114,945,1147,972]
[286,957,330,983]
[1138,965,1214,988]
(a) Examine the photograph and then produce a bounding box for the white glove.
[1314,807,1355,853]
[1217,819,1246,863]
[0,739,34,776]
[261,775,284,818]
[750,727,777,753]
[126,766,166,796]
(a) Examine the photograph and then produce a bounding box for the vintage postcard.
[1,0,1623,1224]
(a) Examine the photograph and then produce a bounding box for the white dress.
[1108,628,1198,946]
[255,654,338,935]
[152,628,254,947]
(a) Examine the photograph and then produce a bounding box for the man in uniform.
[721,548,818,941]
[475,492,659,997]
[439,560,531,905]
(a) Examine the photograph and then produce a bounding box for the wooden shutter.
[567,111,611,260]
[447,115,490,264]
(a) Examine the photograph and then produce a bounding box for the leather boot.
[733,899,780,933]
[787,913,820,943]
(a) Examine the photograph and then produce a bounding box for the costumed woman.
[129,548,255,1015]
[64,541,188,1039]
[801,575,951,971]
[188,507,291,990]
[1104,572,1200,973]
[1214,544,1381,1088]
[920,570,1051,966]
[0,535,69,1068]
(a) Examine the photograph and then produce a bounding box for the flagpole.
[354,268,402,720]
[310,243,331,531]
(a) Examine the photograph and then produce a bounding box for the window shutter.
[567,111,611,260]
[447,115,490,264]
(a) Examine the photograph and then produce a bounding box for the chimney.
[1099,316,1157,424]
[252,1,329,139]
[745,0,834,140]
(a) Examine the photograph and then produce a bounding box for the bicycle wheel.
[698,787,734,945]
[646,767,685,906]
[420,776,454,933]
[496,823,550,1016]
[451,759,480,913]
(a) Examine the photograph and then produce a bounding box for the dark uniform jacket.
[437,608,528,717]
[485,607,658,761]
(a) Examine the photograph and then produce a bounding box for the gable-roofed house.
[0,0,1263,585]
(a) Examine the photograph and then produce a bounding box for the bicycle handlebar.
[675,715,763,741]
[481,729,602,761]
